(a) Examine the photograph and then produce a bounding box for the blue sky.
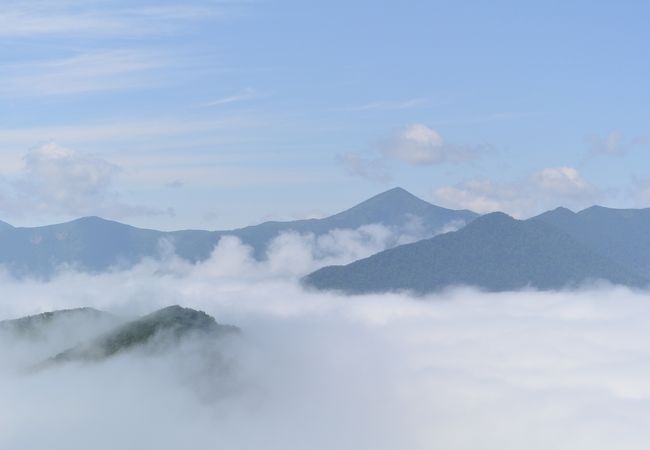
[1,0,650,230]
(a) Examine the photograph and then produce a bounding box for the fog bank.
[2,236,650,449]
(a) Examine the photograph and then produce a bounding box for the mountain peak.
[326,187,479,229]
[468,211,516,227]
[73,216,112,224]
[368,187,421,202]
[531,206,576,221]
[62,216,141,230]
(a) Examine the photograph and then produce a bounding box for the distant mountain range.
[5,187,650,293]
[532,206,650,275]
[304,211,650,294]
[0,188,478,277]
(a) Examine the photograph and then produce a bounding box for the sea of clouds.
[2,229,650,449]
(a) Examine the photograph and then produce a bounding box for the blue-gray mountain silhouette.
[230,187,477,257]
[0,188,478,277]
[303,212,649,294]
[533,205,650,276]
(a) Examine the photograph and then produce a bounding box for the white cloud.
[3,237,650,449]
[2,142,168,219]
[193,217,456,279]
[384,124,479,166]
[433,180,526,216]
[0,50,168,97]
[339,125,486,182]
[0,1,223,38]
[201,88,258,107]
[531,166,593,196]
[432,166,600,217]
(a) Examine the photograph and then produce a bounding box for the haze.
[2,236,650,449]
[2,1,650,449]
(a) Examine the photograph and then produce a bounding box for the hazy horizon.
[3,2,649,449]
[2,1,650,231]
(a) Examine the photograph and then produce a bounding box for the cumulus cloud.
[384,124,480,166]
[2,143,168,219]
[433,179,526,216]
[532,166,594,195]
[340,124,486,181]
[432,166,600,217]
[186,217,459,280]
[2,233,650,449]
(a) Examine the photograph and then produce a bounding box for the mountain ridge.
[303,212,649,294]
[532,204,650,276]
[0,188,479,277]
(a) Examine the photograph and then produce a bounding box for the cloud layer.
[3,234,650,449]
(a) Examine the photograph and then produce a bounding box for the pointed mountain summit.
[0,188,477,277]
[323,187,477,229]
[304,212,648,294]
[229,187,479,255]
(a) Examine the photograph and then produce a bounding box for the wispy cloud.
[0,1,224,38]
[0,116,263,149]
[0,49,169,97]
[200,88,258,107]
[346,98,428,111]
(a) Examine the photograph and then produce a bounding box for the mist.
[3,233,650,449]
